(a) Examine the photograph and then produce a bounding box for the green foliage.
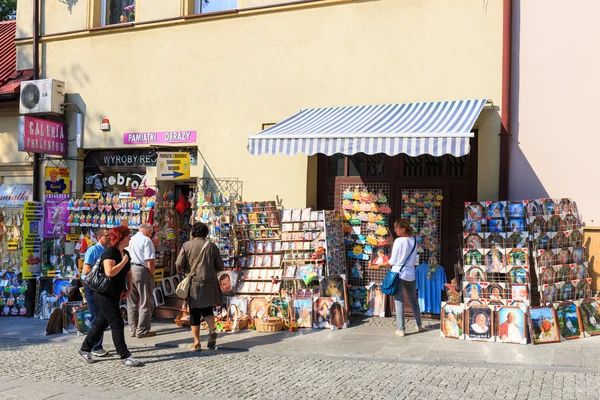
[0,0,17,21]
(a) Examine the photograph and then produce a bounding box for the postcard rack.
[233,201,283,295]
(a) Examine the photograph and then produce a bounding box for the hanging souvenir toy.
[360,191,371,203]
[352,201,361,212]
[92,214,99,226]
[107,214,114,228]
[367,212,377,223]
[83,198,90,209]
[366,222,378,231]
[349,214,361,225]
[375,226,388,236]
[85,213,92,226]
[67,212,74,226]
[356,234,367,244]
[68,197,75,209]
[366,233,377,245]
[360,202,371,212]
[352,187,361,200]
[343,187,353,200]
[357,212,368,222]
[147,196,155,209]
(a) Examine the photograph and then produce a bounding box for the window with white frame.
[101,0,136,26]
[195,0,238,14]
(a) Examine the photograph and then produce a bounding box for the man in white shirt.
[126,223,156,338]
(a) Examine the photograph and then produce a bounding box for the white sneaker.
[78,350,95,364]
[394,330,406,337]
[122,356,143,367]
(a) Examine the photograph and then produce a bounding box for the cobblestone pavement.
[1,338,599,400]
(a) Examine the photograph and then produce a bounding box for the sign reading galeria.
[23,201,44,279]
[123,130,196,145]
[18,116,67,156]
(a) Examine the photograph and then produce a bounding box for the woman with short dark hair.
[79,226,141,366]
[176,222,224,351]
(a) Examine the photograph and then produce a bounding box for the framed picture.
[319,275,347,305]
[348,286,368,314]
[569,230,584,247]
[162,277,174,296]
[463,282,484,302]
[486,283,506,304]
[575,279,591,298]
[440,302,464,339]
[495,304,527,344]
[508,267,529,284]
[557,282,575,301]
[539,267,556,286]
[572,263,587,281]
[465,203,485,222]
[291,209,302,222]
[270,297,290,321]
[292,298,312,328]
[301,208,311,221]
[524,200,541,218]
[465,221,482,233]
[465,266,486,283]
[508,202,524,218]
[556,248,571,265]
[579,298,600,336]
[366,284,385,318]
[541,199,556,216]
[463,249,484,267]
[556,301,583,340]
[74,305,93,334]
[483,233,505,249]
[556,265,571,282]
[313,297,335,329]
[506,233,529,248]
[510,284,530,303]
[153,287,165,306]
[63,301,85,333]
[485,249,505,273]
[506,248,528,268]
[464,304,494,342]
[489,218,504,234]
[283,265,297,279]
[572,248,585,264]
[329,302,347,329]
[248,297,269,318]
[370,246,390,268]
[548,215,561,232]
[217,271,237,294]
[464,233,483,250]
[541,284,557,305]
[508,218,524,234]
[528,306,560,344]
[487,202,505,218]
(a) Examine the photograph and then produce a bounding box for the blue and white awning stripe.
[248,99,487,157]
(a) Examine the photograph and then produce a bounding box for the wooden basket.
[220,304,249,331]
[254,304,285,332]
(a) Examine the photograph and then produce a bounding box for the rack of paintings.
[195,178,242,269]
[462,201,532,307]
[525,198,591,305]
[340,184,393,287]
[233,201,282,296]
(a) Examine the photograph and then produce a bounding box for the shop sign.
[7,241,18,250]
[84,172,147,193]
[157,152,190,180]
[44,167,70,194]
[44,193,70,239]
[66,234,80,241]
[0,184,33,207]
[83,192,101,199]
[18,116,67,156]
[84,149,197,169]
[123,130,196,145]
[22,201,44,279]
[166,228,174,240]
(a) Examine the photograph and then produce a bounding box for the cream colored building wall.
[41,0,88,35]
[0,102,33,184]
[18,0,503,207]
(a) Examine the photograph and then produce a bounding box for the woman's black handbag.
[83,258,111,293]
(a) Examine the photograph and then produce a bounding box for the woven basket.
[254,304,285,332]
[220,304,249,331]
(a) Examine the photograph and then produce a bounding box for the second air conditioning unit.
[19,79,65,115]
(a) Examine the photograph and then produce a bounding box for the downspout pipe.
[498,0,512,200]
[32,0,40,202]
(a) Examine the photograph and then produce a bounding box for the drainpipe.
[32,0,40,201]
[26,0,41,318]
[498,0,512,200]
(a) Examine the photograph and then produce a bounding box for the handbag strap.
[186,239,210,279]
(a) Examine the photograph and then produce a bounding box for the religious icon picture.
[440,302,464,339]
[569,230,583,247]
[465,266,486,283]
[508,202,524,218]
[508,267,529,284]
[556,282,574,302]
[153,287,165,306]
[465,203,485,222]
[495,304,527,344]
[528,306,560,344]
[556,248,571,265]
[539,267,558,285]
[541,199,556,216]
[508,218,524,233]
[370,246,390,268]
[319,275,347,306]
[464,304,494,342]
[489,219,504,234]
[548,216,561,232]
[536,250,554,269]
[348,286,368,314]
[464,233,483,249]
[571,263,587,281]
[524,200,541,218]
[249,297,269,318]
[487,283,505,304]
[464,249,484,267]
[575,279,591,298]
[366,284,385,318]
[291,298,312,328]
[487,202,505,218]
[485,249,505,273]
[483,233,505,249]
[162,278,174,296]
[541,284,557,305]
[534,233,550,250]
[507,233,528,248]
[556,301,583,340]
[313,297,335,329]
[561,214,578,231]
[465,221,482,234]
[557,266,571,282]
[510,284,529,303]
[227,296,249,318]
[506,248,528,267]
[579,299,600,336]
[463,282,483,302]
[291,209,302,222]
[572,248,585,264]
[329,302,347,329]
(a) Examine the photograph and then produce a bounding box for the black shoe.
[91,348,109,357]
[207,330,217,349]
[78,350,95,364]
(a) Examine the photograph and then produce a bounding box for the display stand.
[233,201,282,295]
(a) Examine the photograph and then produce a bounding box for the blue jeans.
[83,284,104,351]
[393,279,422,331]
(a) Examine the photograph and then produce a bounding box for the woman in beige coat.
[176,222,224,351]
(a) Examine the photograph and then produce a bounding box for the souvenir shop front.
[82,148,199,278]
[247,99,489,317]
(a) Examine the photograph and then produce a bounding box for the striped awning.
[248,99,487,157]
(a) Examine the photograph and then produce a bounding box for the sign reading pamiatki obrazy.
[123,130,196,145]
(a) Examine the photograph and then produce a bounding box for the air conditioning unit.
[19,79,65,115]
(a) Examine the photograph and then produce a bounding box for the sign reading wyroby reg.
[157,152,190,180]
